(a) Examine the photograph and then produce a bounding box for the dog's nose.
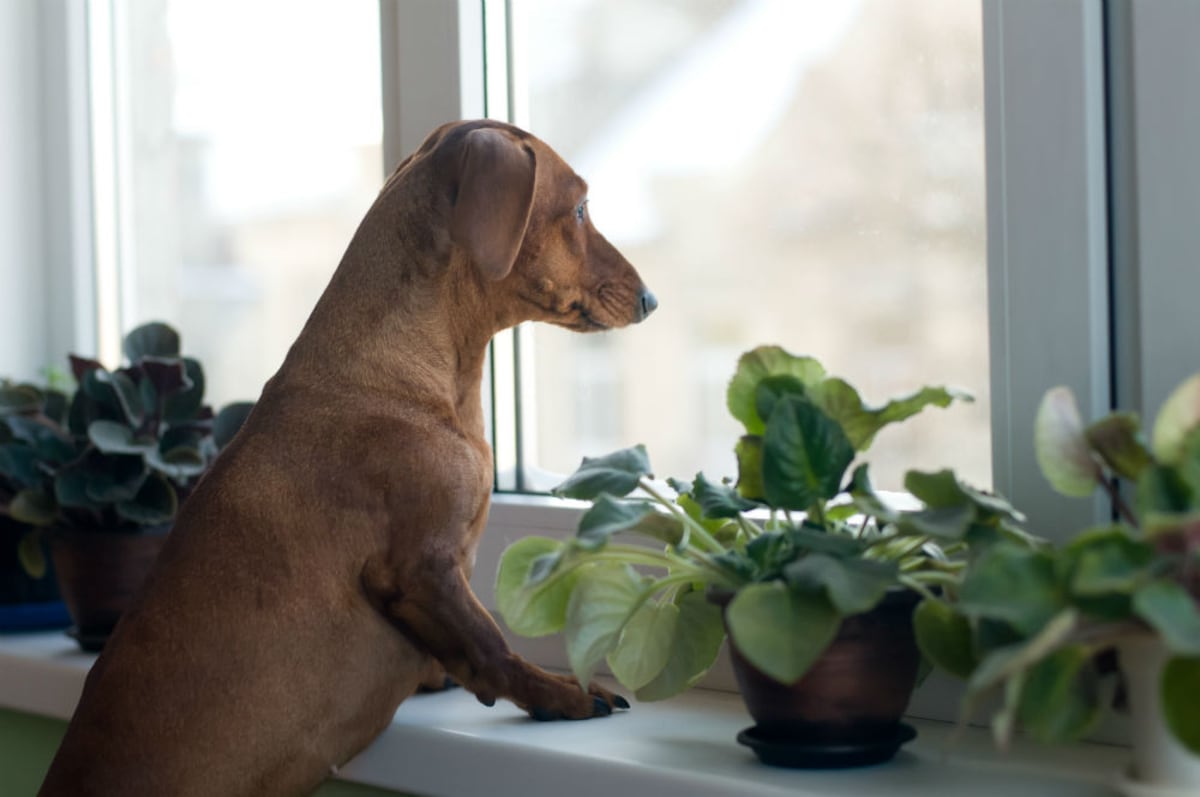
[637,289,658,322]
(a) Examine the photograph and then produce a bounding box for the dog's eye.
[575,200,588,222]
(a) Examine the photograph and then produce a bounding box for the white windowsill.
[0,631,1125,797]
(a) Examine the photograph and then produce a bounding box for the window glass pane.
[110,0,381,405]
[510,0,990,490]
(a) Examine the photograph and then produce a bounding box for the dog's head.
[422,120,656,332]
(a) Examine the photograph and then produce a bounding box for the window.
[10,0,1198,712]
[88,0,383,407]
[499,0,992,494]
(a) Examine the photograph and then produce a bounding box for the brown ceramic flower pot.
[50,525,170,652]
[713,587,922,767]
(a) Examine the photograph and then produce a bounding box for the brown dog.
[39,119,656,796]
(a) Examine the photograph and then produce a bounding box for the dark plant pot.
[0,518,71,631]
[49,524,170,652]
[713,587,922,768]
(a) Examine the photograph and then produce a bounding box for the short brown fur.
[39,120,654,797]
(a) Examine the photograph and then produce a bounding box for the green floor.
[0,708,411,797]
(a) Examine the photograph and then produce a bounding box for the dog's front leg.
[362,554,626,720]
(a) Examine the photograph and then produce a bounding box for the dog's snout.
[637,289,658,322]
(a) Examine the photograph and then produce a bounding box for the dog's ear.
[450,128,536,280]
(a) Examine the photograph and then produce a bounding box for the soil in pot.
[717,588,922,768]
[50,524,170,652]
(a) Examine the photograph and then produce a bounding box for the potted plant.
[1,379,72,631]
[496,345,1016,767]
[0,322,253,651]
[913,375,1200,793]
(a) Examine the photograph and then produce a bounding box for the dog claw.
[529,706,559,722]
[591,696,612,717]
[613,695,630,710]
[477,694,496,707]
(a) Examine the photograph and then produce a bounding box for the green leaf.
[809,378,970,452]
[897,504,976,540]
[633,590,726,701]
[753,375,809,432]
[847,464,901,523]
[903,469,970,507]
[0,384,43,416]
[4,416,75,463]
[93,369,144,426]
[575,496,680,550]
[564,563,647,687]
[84,453,150,502]
[1153,374,1200,465]
[1034,386,1103,498]
[115,473,178,524]
[123,321,181,361]
[164,358,206,422]
[1016,646,1102,744]
[1133,580,1200,656]
[138,356,191,400]
[17,531,47,579]
[552,445,652,500]
[53,464,99,510]
[1162,656,1200,754]
[495,536,576,636]
[959,543,1065,636]
[0,444,41,486]
[1136,464,1195,520]
[727,346,826,435]
[691,472,756,519]
[725,582,839,684]
[214,401,255,449]
[1141,508,1200,543]
[10,489,56,526]
[783,553,896,615]
[734,435,765,500]
[914,599,977,679]
[42,390,68,426]
[675,493,731,541]
[762,396,854,511]
[787,525,867,558]
[965,608,1080,696]
[607,599,679,691]
[88,419,155,455]
[1064,526,1154,598]
[146,446,207,482]
[1085,413,1152,481]
[865,384,972,444]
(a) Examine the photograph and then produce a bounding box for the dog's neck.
[274,232,510,436]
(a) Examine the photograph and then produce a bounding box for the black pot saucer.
[737,722,917,769]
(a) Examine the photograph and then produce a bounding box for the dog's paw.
[526,681,630,722]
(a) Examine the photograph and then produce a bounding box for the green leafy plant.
[0,322,254,579]
[496,345,1010,700]
[914,376,1200,753]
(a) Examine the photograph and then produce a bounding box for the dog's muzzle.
[636,289,658,323]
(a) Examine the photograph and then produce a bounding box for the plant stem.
[1098,477,1139,528]
[736,515,761,541]
[897,574,939,602]
[638,478,725,554]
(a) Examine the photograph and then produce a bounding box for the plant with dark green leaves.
[496,345,1006,701]
[914,376,1200,754]
[0,322,254,579]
